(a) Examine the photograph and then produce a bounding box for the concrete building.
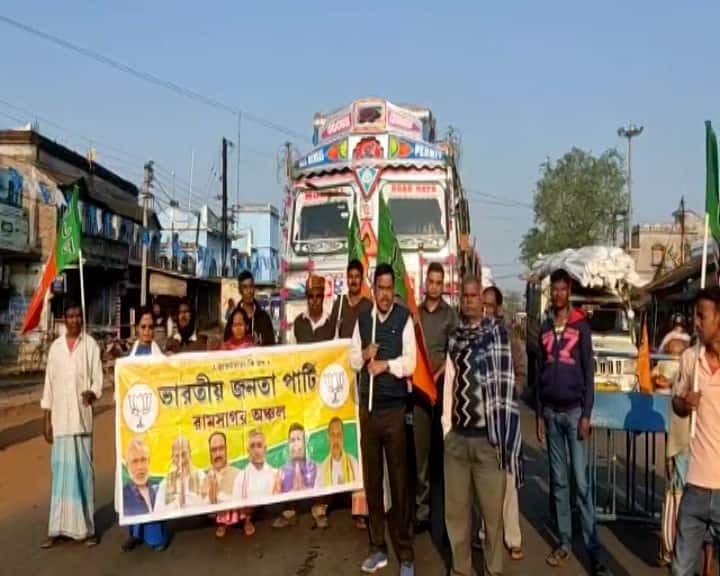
[0,128,161,373]
[630,208,703,285]
[156,204,231,278]
[232,203,280,286]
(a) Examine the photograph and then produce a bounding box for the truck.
[526,247,641,392]
[278,97,478,341]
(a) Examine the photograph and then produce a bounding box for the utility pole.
[680,196,686,264]
[140,160,154,306]
[236,112,242,207]
[617,123,644,250]
[284,141,293,180]
[221,137,229,277]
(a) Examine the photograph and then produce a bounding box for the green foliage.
[520,147,627,266]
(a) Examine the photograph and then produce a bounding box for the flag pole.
[79,249,89,392]
[368,305,377,412]
[691,212,710,438]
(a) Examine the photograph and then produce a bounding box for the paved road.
[0,400,688,576]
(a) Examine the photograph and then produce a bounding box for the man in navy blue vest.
[350,263,417,576]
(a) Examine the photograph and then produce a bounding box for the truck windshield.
[586,308,629,334]
[297,202,348,240]
[387,197,444,236]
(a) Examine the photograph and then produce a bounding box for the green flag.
[706,120,720,240]
[56,185,82,272]
[377,193,408,300]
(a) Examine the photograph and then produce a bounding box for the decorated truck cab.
[278,97,477,342]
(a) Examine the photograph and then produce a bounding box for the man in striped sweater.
[442,275,522,576]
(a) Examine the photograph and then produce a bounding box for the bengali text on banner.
[114,340,361,525]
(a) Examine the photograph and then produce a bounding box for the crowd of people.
[38,259,720,575]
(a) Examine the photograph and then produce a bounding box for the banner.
[115,341,361,526]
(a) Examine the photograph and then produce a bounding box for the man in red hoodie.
[535,269,606,575]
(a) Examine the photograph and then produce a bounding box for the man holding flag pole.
[32,184,104,548]
[671,121,720,576]
[351,194,426,575]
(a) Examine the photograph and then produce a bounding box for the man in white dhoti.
[40,300,104,548]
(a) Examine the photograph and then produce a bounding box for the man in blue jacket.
[535,269,606,575]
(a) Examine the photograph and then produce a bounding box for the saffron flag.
[21,185,82,334]
[348,209,371,299]
[377,193,437,405]
[636,314,652,394]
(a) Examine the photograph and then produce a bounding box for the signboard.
[317,109,353,144]
[149,272,187,297]
[294,140,349,171]
[352,99,387,134]
[388,136,447,162]
[0,202,29,252]
[388,183,439,195]
[386,103,423,139]
[115,341,361,525]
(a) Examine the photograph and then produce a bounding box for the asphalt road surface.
[0,399,700,576]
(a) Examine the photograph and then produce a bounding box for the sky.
[1,0,718,292]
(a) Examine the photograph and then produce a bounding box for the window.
[586,308,629,334]
[387,197,444,236]
[298,202,348,240]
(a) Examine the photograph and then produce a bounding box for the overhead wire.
[0,14,310,143]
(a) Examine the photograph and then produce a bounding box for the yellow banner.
[115,340,361,525]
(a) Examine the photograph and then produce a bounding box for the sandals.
[546,547,570,567]
[40,537,60,549]
[272,514,297,529]
[312,514,328,530]
[83,535,99,548]
[509,547,524,561]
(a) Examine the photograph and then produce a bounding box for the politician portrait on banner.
[114,340,361,525]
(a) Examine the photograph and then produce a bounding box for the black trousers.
[360,404,415,563]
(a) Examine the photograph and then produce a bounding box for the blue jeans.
[672,485,720,576]
[544,407,599,557]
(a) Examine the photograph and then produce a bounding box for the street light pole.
[617,123,644,250]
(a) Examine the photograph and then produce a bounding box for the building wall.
[0,136,150,374]
[234,205,280,285]
[630,212,703,284]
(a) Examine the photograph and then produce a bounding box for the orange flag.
[348,209,372,299]
[21,238,57,334]
[636,314,653,394]
[377,194,437,405]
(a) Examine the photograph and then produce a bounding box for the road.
[0,399,690,576]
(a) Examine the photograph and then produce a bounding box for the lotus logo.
[319,363,350,409]
[122,384,158,433]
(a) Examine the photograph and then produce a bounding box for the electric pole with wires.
[140,160,154,306]
[221,137,228,277]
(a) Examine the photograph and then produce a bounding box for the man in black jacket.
[238,270,275,346]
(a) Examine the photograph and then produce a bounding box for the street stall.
[591,350,673,523]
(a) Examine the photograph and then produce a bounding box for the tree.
[520,147,627,266]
